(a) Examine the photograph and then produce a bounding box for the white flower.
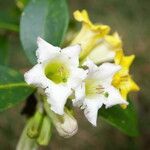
[73,59,128,126]
[24,37,87,115]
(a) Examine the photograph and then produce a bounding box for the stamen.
[96,85,104,94]
[120,75,128,82]
[85,79,105,97]
[58,66,64,77]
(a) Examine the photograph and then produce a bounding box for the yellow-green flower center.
[85,79,104,97]
[45,59,69,84]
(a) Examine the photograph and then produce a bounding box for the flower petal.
[68,67,88,89]
[45,83,72,115]
[36,37,60,63]
[94,63,121,84]
[72,83,85,107]
[73,10,110,34]
[104,32,122,49]
[103,84,128,108]
[24,64,48,88]
[83,59,98,73]
[61,44,81,66]
[83,97,104,126]
[83,59,121,84]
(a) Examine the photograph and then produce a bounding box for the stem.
[0,22,19,32]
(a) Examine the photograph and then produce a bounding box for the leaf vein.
[0,82,31,90]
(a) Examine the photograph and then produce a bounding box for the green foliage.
[20,0,69,64]
[0,36,8,65]
[0,66,34,111]
[0,0,20,32]
[99,100,139,137]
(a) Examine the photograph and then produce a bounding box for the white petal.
[83,97,104,126]
[103,84,128,108]
[83,60,120,83]
[61,44,81,66]
[24,64,48,88]
[68,67,88,89]
[72,83,85,107]
[83,59,98,73]
[45,83,72,115]
[92,63,121,84]
[36,37,60,63]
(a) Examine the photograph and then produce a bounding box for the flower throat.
[45,60,69,84]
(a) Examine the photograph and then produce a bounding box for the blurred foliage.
[0,0,150,149]
[0,0,20,31]
[0,66,33,111]
[99,100,139,137]
[0,36,8,65]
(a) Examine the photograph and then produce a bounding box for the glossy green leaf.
[0,66,34,111]
[20,0,69,64]
[99,100,139,137]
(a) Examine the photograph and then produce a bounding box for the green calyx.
[37,116,52,145]
[45,59,69,84]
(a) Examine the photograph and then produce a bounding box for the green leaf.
[0,66,34,111]
[0,36,8,65]
[20,0,69,64]
[99,100,139,137]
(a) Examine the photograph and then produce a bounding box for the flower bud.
[16,120,38,150]
[37,116,52,145]
[27,110,43,138]
[54,110,78,138]
[44,102,78,138]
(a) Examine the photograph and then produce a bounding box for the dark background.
[0,0,150,149]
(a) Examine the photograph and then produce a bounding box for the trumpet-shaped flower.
[24,37,87,115]
[86,32,122,64]
[71,10,110,60]
[112,50,140,109]
[73,59,128,126]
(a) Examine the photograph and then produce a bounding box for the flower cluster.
[24,10,139,138]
